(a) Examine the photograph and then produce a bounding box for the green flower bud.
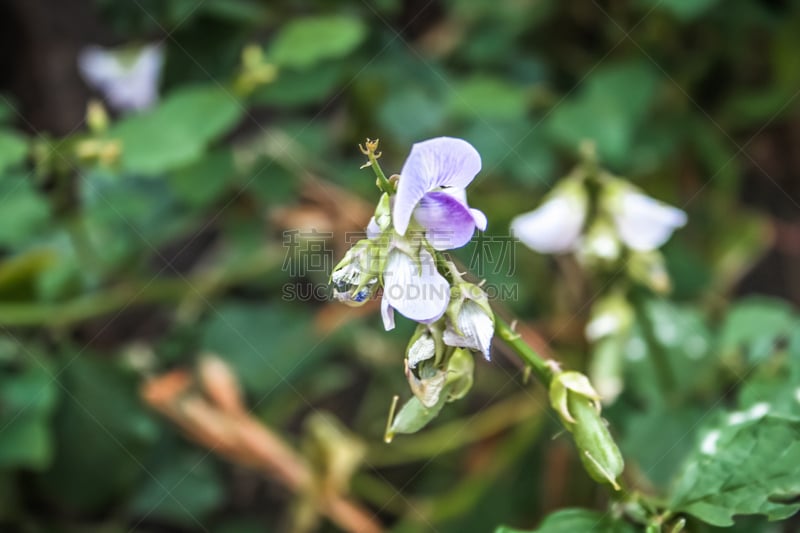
[549,371,601,427]
[585,291,634,342]
[331,239,381,306]
[549,371,624,490]
[627,250,671,294]
[568,392,625,490]
[405,324,448,407]
[445,347,475,402]
[443,280,495,359]
[576,217,621,267]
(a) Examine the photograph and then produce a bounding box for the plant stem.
[361,139,394,194]
[494,314,553,386]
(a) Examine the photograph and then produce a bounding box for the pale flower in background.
[510,180,588,253]
[78,43,164,112]
[607,188,687,252]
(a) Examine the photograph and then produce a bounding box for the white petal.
[383,249,450,323]
[381,296,395,331]
[613,192,687,251]
[443,301,494,359]
[407,332,436,369]
[510,197,585,253]
[366,217,381,239]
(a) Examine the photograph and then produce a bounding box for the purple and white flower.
[393,137,487,250]
[78,43,164,112]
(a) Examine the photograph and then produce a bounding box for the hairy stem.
[494,314,554,385]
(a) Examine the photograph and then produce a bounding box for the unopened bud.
[443,279,494,360]
[444,347,474,402]
[627,250,671,294]
[330,239,380,306]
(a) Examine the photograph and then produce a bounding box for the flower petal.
[383,248,450,323]
[414,191,477,250]
[470,208,488,231]
[613,192,687,251]
[366,216,381,239]
[443,301,494,359]
[381,295,395,331]
[78,44,163,111]
[510,197,585,253]
[394,137,482,235]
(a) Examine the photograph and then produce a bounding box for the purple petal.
[394,137,482,235]
[381,295,395,331]
[383,248,450,323]
[414,192,477,250]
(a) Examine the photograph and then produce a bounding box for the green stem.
[361,140,394,194]
[0,247,282,327]
[494,314,553,385]
[630,293,676,400]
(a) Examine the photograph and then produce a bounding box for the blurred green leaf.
[168,149,234,208]
[38,356,159,512]
[640,0,721,21]
[268,16,367,69]
[202,302,330,395]
[254,62,343,107]
[0,130,28,173]
[0,248,59,301]
[130,452,224,526]
[0,361,58,469]
[548,62,658,167]
[495,508,635,532]
[111,85,243,175]
[378,89,445,142]
[449,76,528,121]
[0,174,51,248]
[717,297,795,363]
[198,0,268,23]
[670,415,800,526]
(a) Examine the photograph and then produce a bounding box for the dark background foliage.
[0,0,799,531]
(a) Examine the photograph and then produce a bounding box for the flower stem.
[494,314,553,385]
[360,138,394,194]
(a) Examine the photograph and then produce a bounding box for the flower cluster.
[331,138,494,413]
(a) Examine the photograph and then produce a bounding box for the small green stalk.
[360,138,394,194]
[494,315,553,385]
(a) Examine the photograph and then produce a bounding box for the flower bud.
[442,278,495,359]
[549,371,602,427]
[576,217,621,267]
[569,392,625,490]
[330,239,380,306]
[627,250,671,294]
[549,371,624,489]
[405,324,447,407]
[585,291,633,342]
[444,347,475,402]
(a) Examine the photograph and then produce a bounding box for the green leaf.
[639,0,720,21]
[449,76,528,121]
[495,508,636,532]
[130,452,224,526]
[0,174,51,248]
[38,356,159,512]
[254,62,343,107]
[111,84,243,175]
[378,89,445,142]
[547,62,658,167]
[389,390,449,437]
[0,362,59,469]
[717,297,795,363]
[168,149,233,208]
[268,16,367,69]
[0,130,28,172]
[671,415,800,526]
[201,303,331,395]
